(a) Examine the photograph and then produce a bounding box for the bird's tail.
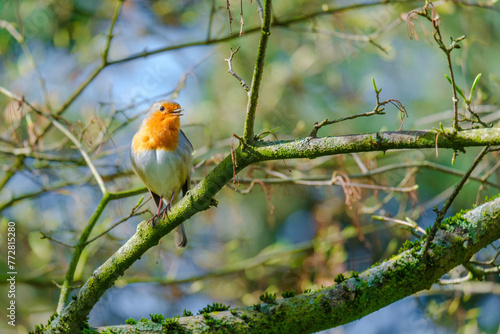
[169,195,187,248]
[174,223,187,248]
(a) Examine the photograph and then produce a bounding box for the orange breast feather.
[132,111,181,152]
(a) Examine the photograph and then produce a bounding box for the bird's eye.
[159,105,165,112]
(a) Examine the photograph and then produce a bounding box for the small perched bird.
[130,100,193,248]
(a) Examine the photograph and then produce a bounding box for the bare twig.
[207,0,216,40]
[0,155,24,192]
[40,232,75,248]
[239,0,244,36]
[423,146,490,256]
[469,246,500,266]
[453,0,500,11]
[351,153,368,174]
[262,167,418,194]
[95,1,425,69]
[1,19,52,109]
[294,17,402,54]
[37,0,124,141]
[310,79,407,137]
[464,262,500,279]
[411,3,464,131]
[372,215,427,236]
[229,159,500,189]
[226,0,234,34]
[295,178,418,193]
[439,271,472,285]
[84,199,148,245]
[172,50,216,99]
[226,179,275,214]
[2,89,108,195]
[255,0,264,23]
[358,167,419,215]
[225,47,250,91]
[0,175,93,212]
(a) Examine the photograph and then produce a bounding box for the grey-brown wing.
[150,191,162,208]
[180,129,193,150]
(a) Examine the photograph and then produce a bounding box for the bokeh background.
[1,0,500,332]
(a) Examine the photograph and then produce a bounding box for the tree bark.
[45,129,500,333]
[96,196,500,333]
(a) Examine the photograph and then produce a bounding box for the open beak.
[170,108,184,116]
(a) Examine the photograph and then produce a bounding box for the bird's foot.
[147,216,157,227]
[148,195,165,228]
[148,212,163,227]
[160,191,176,221]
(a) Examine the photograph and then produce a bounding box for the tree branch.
[98,196,500,333]
[243,0,272,144]
[46,128,500,332]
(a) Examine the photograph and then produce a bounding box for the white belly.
[130,133,193,200]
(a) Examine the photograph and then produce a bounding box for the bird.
[130,100,193,248]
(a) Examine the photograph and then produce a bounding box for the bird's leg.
[160,191,176,220]
[148,195,164,227]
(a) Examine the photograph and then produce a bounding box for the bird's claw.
[160,202,172,220]
[148,191,176,227]
[148,215,158,228]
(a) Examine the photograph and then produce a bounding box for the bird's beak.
[171,108,184,116]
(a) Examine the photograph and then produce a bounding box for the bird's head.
[132,100,185,152]
[150,100,184,117]
[145,100,184,129]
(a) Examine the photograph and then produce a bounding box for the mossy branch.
[55,186,148,313]
[97,197,500,333]
[45,128,500,332]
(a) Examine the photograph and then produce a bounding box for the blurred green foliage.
[1,0,500,332]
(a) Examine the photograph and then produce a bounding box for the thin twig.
[104,1,422,68]
[40,232,75,248]
[295,179,418,193]
[0,155,24,192]
[228,159,500,189]
[226,0,233,34]
[1,18,52,109]
[480,158,500,183]
[358,167,419,215]
[36,0,124,142]
[225,47,250,91]
[0,176,93,212]
[373,215,426,235]
[453,0,500,11]
[412,3,464,130]
[172,50,216,99]
[439,272,472,285]
[85,206,148,246]
[294,17,402,55]
[207,0,216,40]
[226,179,275,214]
[310,81,407,137]
[255,0,264,23]
[239,0,244,36]
[423,146,490,256]
[469,246,500,266]
[1,89,108,195]
[464,262,500,279]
